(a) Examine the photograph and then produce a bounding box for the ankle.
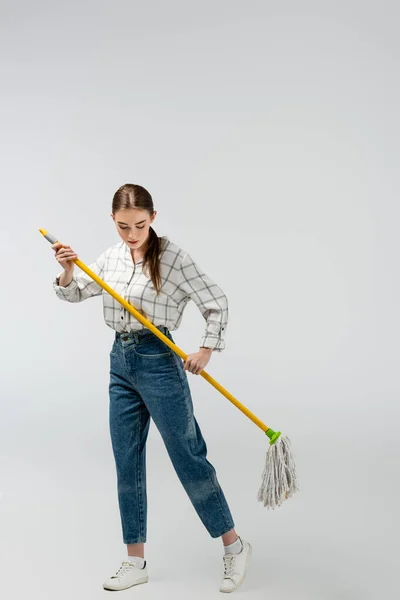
[221,528,238,547]
[127,542,145,559]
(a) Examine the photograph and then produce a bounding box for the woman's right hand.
[52,243,79,272]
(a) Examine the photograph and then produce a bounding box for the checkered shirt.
[53,235,228,351]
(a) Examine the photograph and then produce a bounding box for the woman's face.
[111,208,157,252]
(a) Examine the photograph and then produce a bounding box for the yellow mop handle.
[40,229,276,436]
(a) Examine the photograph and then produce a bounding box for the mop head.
[257,434,299,509]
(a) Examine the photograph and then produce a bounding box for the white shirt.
[53,235,228,351]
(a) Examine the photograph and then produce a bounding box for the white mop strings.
[257,434,299,509]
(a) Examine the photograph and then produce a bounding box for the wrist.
[200,346,213,353]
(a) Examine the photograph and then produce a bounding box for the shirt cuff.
[53,275,78,299]
[199,334,225,352]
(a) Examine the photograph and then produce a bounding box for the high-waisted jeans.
[108,325,235,544]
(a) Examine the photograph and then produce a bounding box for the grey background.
[1,1,398,598]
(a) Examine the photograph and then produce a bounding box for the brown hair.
[112,184,162,295]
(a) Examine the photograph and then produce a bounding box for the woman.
[52,183,252,593]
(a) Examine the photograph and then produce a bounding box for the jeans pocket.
[133,337,173,358]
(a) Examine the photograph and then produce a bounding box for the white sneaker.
[103,560,148,591]
[219,537,252,593]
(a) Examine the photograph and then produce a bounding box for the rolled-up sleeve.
[177,252,228,351]
[53,250,107,302]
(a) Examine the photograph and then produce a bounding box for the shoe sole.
[103,576,148,591]
[219,543,252,593]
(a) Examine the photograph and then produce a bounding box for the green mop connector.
[265,429,282,445]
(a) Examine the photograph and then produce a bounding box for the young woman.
[52,183,252,593]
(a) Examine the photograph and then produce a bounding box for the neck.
[130,238,147,263]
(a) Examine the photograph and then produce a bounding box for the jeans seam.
[173,357,232,533]
[136,403,144,541]
[204,461,233,534]
[172,361,198,452]
[133,348,172,358]
[124,537,146,544]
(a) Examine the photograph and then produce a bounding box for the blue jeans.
[108,325,235,544]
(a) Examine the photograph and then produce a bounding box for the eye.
[119,226,128,230]
[137,225,145,229]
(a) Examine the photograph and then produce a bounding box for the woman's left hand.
[184,347,213,375]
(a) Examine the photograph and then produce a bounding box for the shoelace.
[112,561,139,579]
[222,554,236,579]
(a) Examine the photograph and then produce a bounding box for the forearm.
[58,270,74,287]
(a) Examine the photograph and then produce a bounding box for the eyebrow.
[117,220,146,225]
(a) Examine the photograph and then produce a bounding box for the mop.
[39,228,299,509]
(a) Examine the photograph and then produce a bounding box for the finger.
[58,254,78,264]
[57,246,72,256]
